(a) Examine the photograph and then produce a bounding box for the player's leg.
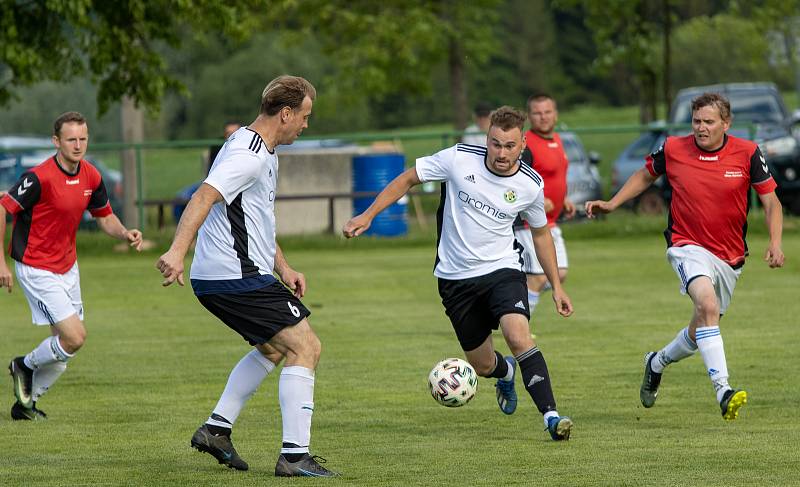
[269,318,338,477]
[463,335,515,414]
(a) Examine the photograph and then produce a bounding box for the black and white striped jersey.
[416,143,547,280]
[190,127,278,287]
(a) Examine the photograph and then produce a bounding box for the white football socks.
[695,326,731,402]
[25,335,73,370]
[32,362,67,401]
[207,349,275,428]
[279,366,315,454]
[652,327,697,373]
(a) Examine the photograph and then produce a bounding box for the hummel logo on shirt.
[464,174,476,183]
[515,300,525,309]
[527,374,544,387]
[66,179,80,185]
[698,155,719,161]
[17,178,32,195]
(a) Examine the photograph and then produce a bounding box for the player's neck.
[248,116,279,152]
[54,154,79,175]
[531,129,554,140]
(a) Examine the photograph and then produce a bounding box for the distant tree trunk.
[662,0,672,119]
[449,37,468,130]
[782,27,800,104]
[639,70,658,124]
[120,96,143,229]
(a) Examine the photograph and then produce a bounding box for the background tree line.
[1,0,798,142]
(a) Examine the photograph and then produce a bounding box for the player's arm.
[274,243,305,298]
[758,192,784,268]
[156,183,223,286]
[585,167,657,217]
[343,167,421,238]
[95,214,143,251]
[530,224,573,317]
[0,203,11,292]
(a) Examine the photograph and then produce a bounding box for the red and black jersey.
[514,131,570,230]
[1,156,113,274]
[645,134,776,267]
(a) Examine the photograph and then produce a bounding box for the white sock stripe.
[515,347,540,362]
[50,336,74,361]
[280,446,310,454]
[695,327,722,341]
[205,418,232,429]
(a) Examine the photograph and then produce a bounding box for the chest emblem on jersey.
[464,174,476,183]
[698,155,719,161]
[504,189,517,203]
[724,170,743,178]
[83,189,93,196]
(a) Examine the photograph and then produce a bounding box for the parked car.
[612,82,800,214]
[560,131,603,219]
[611,126,668,214]
[0,135,124,226]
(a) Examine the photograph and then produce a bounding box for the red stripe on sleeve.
[752,177,777,195]
[0,194,23,214]
[89,203,113,218]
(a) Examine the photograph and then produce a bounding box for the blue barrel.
[352,153,408,237]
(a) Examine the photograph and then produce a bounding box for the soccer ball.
[427,358,478,407]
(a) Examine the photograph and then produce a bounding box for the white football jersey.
[416,143,547,280]
[190,127,278,283]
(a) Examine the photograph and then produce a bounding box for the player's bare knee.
[694,296,720,323]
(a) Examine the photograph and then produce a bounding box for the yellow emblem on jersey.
[504,190,517,203]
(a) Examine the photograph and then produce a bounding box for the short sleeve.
[1,171,41,215]
[645,141,667,177]
[749,146,778,194]
[88,177,113,217]
[415,145,458,183]
[204,149,262,205]
[519,190,548,229]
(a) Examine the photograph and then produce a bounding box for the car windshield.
[672,91,785,125]
[559,134,586,164]
[626,132,663,159]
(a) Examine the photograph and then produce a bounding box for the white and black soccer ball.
[427,358,478,407]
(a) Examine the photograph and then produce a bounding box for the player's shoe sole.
[546,415,573,441]
[720,389,747,421]
[640,351,662,408]
[11,401,46,420]
[9,357,34,409]
[190,424,249,471]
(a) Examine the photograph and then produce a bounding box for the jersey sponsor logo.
[83,189,93,196]
[504,189,517,203]
[698,155,719,161]
[457,190,510,220]
[464,174,476,183]
[724,170,743,178]
[17,177,32,195]
[66,179,80,185]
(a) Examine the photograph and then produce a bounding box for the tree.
[0,0,259,113]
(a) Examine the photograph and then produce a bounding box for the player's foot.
[720,389,747,421]
[640,351,662,408]
[275,453,340,477]
[546,415,573,441]
[495,356,517,415]
[10,401,47,421]
[190,424,249,471]
[9,356,34,409]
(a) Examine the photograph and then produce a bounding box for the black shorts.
[196,282,310,346]
[437,268,530,352]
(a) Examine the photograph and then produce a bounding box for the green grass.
[1,215,799,486]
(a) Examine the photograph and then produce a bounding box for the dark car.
[0,136,124,225]
[613,82,800,213]
[611,126,668,213]
[560,131,603,218]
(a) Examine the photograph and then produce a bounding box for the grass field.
[2,217,799,486]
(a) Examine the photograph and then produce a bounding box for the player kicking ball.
[344,106,575,440]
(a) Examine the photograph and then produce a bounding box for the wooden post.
[120,96,143,228]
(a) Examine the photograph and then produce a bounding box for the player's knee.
[59,330,86,354]
[694,296,720,322]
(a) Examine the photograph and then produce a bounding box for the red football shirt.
[1,156,113,274]
[645,134,776,267]
[524,130,569,226]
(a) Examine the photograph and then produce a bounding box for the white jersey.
[190,127,278,287]
[416,143,547,280]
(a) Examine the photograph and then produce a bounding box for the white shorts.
[514,225,568,275]
[666,245,741,315]
[15,261,84,326]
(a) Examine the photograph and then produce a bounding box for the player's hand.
[764,243,785,268]
[584,200,615,218]
[279,267,306,298]
[562,198,576,219]
[342,214,372,238]
[551,289,573,317]
[0,262,12,293]
[544,198,554,214]
[126,229,144,251]
[156,250,185,287]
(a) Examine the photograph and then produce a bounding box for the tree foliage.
[0,0,259,114]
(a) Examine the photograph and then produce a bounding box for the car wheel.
[635,189,665,215]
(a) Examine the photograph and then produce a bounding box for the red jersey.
[1,156,113,274]
[645,134,776,267]
[523,131,569,226]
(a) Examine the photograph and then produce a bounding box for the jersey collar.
[693,134,728,154]
[53,154,81,176]
[483,155,522,178]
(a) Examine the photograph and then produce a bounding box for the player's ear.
[280,106,292,123]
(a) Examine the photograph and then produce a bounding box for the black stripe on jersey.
[434,182,447,271]
[456,144,487,156]
[519,164,543,186]
[226,193,260,278]
[248,132,263,153]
